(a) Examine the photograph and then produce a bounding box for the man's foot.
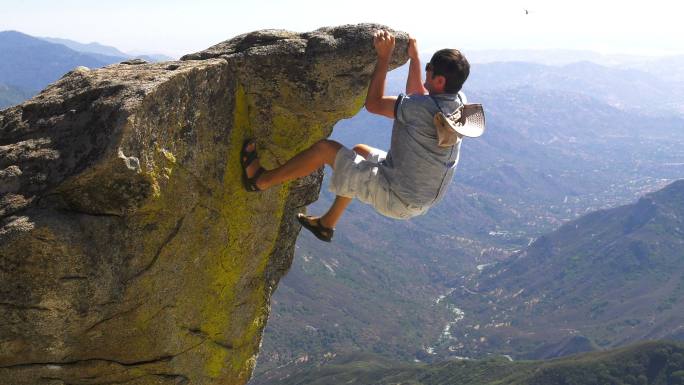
[241,140,265,192]
[296,213,334,242]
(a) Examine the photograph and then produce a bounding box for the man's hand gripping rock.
[373,29,396,61]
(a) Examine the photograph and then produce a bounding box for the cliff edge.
[0,24,408,385]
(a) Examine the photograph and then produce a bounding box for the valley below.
[251,56,684,382]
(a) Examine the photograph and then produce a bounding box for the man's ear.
[435,75,447,93]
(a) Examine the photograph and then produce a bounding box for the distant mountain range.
[466,61,684,115]
[0,31,119,92]
[255,58,684,377]
[466,49,684,83]
[41,36,130,59]
[0,30,173,109]
[41,36,173,63]
[251,341,684,385]
[440,179,684,359]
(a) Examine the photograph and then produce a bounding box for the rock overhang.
[0,23,408,385]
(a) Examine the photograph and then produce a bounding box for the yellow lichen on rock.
[195,83,292,381]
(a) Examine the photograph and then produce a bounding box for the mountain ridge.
[467,60,684,114]
[256,69,684,372]
[441,179,684,359]
[250,340,684,385]
[41,35,174,62]
[0,30,118,91]
[41,36,131,57]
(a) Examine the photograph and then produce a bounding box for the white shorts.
[328,146,426,220]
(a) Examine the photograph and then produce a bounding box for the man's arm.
[365,30,398,119]
[406,36,428,95]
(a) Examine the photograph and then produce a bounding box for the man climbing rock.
[241,29,484,242]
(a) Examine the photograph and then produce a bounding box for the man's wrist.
[376,55,391,64]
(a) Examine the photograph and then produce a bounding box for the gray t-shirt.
[379,92,464,208]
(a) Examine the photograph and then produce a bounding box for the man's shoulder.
[397,93,434,113]
[393,94,436,127]
[402,92,431,102]
[401,92,464,109]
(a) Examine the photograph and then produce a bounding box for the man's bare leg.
[245,139,342,190]
[246,141,375,230]
[318,144,373,228]
[319,196,352,229]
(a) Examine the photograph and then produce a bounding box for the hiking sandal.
[296,213,334,242]
[241,139,265,192]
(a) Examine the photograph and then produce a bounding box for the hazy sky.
[3,0,683,58]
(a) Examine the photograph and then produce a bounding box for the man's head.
[424,49,470,94]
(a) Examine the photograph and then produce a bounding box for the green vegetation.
[251,341,684,385]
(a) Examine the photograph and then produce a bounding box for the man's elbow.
[365,100,379,114]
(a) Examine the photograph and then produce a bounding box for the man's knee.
[352,144,372,159]
[313,139,342,166]
[313,139,342,153]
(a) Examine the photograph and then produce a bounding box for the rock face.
[0,24,408,385]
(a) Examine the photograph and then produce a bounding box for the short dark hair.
[428,49,470,93]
